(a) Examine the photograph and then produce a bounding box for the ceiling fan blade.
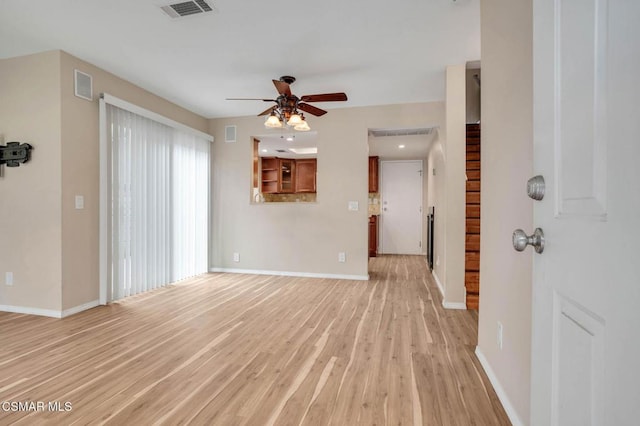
[298,103,327,117]
[226,98,276,102]
[300,92,348,103]
[272,79,292,96]
[257,106,277,116]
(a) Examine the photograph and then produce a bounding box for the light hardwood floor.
[0,255,510,425]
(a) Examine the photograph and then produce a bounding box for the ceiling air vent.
[368,127,436,137]
[161,0,214,18]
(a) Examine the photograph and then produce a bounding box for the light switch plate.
[348,201,359,211]
[75,195,84,210]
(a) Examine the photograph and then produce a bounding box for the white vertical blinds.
[105,103,209,302]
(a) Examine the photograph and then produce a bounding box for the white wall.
[477,0,533,424]
[209,102,445,278]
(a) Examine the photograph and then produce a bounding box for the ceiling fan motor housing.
[280,76,296,84]
[275,95,299,119]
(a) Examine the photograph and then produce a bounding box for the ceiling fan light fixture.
[265,113,282,128]
[294,120,311,131]
[287,113,303,126]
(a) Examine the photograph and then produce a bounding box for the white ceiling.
[368,132,437,160]
[256,131,318,159]
[0,0,480,119]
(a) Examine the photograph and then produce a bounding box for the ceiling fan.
[226,76,348,131]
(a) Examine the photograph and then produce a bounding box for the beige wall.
[426,139,446,284]
[59,51,208,311]
[0,50,208,314]
[466,68,481,124]
[420,155,428,255]
[443,64,467,307]
[0,51,62,312]
[478,0,533,424]
[209,102,444,277]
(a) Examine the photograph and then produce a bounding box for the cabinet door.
[368,215,377,257]
[278,158,295,193]
[368,156,379,193]
[295,159,317,193]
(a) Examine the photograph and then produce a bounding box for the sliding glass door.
[102,99,210,302]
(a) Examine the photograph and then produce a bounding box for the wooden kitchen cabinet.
[260,157,278,194]
[295,159,317,193]
[261,157,316,194]
[278,158,295,193]
[369,156,379,193]
[368,215,378,257]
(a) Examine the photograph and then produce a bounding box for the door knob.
[512,228,545,253]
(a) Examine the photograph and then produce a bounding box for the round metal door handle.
[512,228,545,253]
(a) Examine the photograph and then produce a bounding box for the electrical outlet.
[5,272,13,286]
[338,252,346,263]
[497,321,503,350]
[233,252,240,262]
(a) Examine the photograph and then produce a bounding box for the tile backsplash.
[262,193,317,203]
[368,193,381,216]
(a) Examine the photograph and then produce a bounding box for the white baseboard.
[443,301,467,310]
[432,271,467,310]
[0,299,101,319]
[0,304,62,318]
[432,270,445,297]
[62,299,100,318]
[210,268,369,281]
[474,346,525,426]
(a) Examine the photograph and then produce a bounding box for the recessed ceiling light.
[398,144,406,149]
[261,149,267,153]
[286,137,294,142]
[288,147,318,155]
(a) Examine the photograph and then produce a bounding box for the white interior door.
[531,0,640,424]
[380,160,422,255]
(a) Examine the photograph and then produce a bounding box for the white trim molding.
[432,270,445,297]
[443,301,467,310]
[210,268,369,281]
[475,346,525,426]
[1,300,101,319]
[0,305,62,318]
[432,270,467,310]
[100,93,214,142]
[62,300,100,318]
